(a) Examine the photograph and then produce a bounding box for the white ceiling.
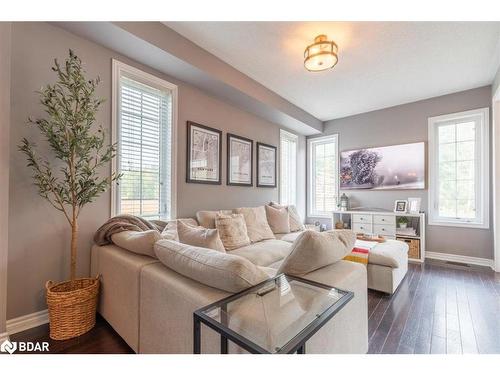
[165,22,500,121]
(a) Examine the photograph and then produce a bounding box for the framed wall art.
[227,133,253,186]
[340,142,425,190]
[256,142,277,188]
[186,121,222,185]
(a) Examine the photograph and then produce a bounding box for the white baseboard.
[0,331,9,342]
[426,251,495,270]
[6,309,49,335]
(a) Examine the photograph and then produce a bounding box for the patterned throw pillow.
[215,213,251,250]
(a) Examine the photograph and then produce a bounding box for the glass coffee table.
[193,274,353,354]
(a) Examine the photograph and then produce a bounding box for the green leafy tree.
[19,50,120,281]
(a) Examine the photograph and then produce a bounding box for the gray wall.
[7,22,305,319]
[493,65,500,97]
[309,86,493,260]
[0,22,12,335]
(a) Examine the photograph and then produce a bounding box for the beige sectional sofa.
[90,206,407,354]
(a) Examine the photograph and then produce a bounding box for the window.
[308,134,339,217]
[428,108,489,228]
[112,60,177,219]
[280,129,298,206]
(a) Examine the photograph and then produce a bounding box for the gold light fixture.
[304,34,338,72]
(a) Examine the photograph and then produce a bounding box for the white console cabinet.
[332,210,425,263]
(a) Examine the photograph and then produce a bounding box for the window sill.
[428,219,489,230]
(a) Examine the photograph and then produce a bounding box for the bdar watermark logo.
[1,339,49,354]
[1,339,17,354]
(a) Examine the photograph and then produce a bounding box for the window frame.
[307,134,339,218]
[111,59,178,219]
[279,129,299,206]
[428,107,489,229]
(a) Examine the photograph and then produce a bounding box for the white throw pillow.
[154,239,269,292]
[270,202,305,232]
[160,218,199,241]
[111,230,162,258]
[196,210,233,229]
[277,230,356,276]
[176,220,225,252]
[265,205,290,234]
[233,206,275,243]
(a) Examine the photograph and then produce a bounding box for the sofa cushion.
[161,218,199,241]
[277,230,356,276]
[176,220,225,252]
[233,206,275,243]
[215,213,251,250]
[229,239,292,267]
[270,202,305,232]
[265,205,290,234]
[111,230,162,258]
[368,239,409,268]
[274,231,303,243]
[196,210,233,229]
[154,239,269,293]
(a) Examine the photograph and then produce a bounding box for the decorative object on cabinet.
[339,193,349,211]
[394,200,408,213]
[340,142,425,190]
[407,197,421,214]
[227,133,253,186]
[187,121,222,185]
[397,216,409,229]
[256,142,277,188]
[332,209,425,263]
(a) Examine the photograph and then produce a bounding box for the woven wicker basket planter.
[46,276,100,340]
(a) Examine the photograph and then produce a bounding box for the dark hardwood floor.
[11,261,500,354]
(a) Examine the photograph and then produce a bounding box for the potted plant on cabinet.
[397,216,409,229]
[19,50,120,340]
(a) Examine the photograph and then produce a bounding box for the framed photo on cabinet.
[256,142,277,188]
[186,121,222,185]
[227,133,253,186]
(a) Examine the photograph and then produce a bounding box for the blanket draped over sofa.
[93,214,167,246]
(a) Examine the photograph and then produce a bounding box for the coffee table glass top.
[197,274,352,353]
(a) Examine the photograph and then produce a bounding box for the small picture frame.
[394,200,408,213]
[407,197,421,214]
[256,142,277,188]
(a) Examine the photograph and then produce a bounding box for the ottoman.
[366,240,409,294]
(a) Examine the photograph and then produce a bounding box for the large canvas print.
[340,142,425,190]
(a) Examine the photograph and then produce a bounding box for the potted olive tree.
[19,50,120,340]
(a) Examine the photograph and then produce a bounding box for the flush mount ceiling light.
[304,34,338,72]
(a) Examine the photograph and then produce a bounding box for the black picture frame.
[227,133,253,187]
[186,121,222,185]
[256,142,277,188]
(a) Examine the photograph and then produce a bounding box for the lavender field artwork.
[340,142,425,190]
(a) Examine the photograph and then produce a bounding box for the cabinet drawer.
[373,215,395,225]
[373,224,396,236]
[352,222,373,234]
[352,214,372,224]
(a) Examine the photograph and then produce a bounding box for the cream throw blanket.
[94,214,167,246]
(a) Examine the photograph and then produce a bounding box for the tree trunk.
[70,217,78,281]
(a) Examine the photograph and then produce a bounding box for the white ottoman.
[366,240,409,294]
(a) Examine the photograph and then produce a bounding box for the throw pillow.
[265,204,290,234]
[233,206,275,243]
[160,218,199,241]
[277,230,356,276]
[176,220,225,252]
[270,202,305,232]
[154,239,269,293]
[196,210,233,229]
[215,213,251,250]
[111,230,162,258]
